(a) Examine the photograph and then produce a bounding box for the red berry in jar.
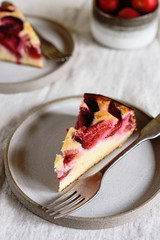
[132,0,158,13]
[118,7,140,18]
[98,0,119,12]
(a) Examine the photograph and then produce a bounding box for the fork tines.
[43,188,86,219]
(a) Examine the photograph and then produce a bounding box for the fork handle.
[100,113,160,175]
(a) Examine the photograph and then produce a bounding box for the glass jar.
[90,0,159,49]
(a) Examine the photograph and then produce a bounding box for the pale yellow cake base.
[58,131,133,192]
[0,45,42,68]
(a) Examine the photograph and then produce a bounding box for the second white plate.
[0,16,74,93]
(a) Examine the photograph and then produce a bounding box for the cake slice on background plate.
[0,1,43,67]
[54,93,136,192]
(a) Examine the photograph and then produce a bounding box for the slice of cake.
[55,93,136,192]
[0,1,42,67]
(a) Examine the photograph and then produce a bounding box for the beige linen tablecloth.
[0,0,160,239]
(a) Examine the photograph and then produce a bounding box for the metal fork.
[34,28,72,62]
[43,113,160,219]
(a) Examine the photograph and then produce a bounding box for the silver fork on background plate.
[34,28,72,62]
[43,113,160,219]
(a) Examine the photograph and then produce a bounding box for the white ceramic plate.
[5,96,160,229]
[0,16,74,93]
